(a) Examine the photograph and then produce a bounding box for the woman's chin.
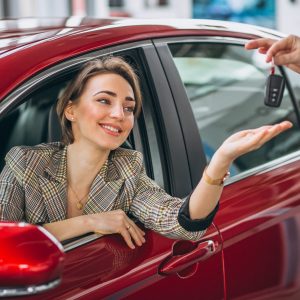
[96,141,126,151]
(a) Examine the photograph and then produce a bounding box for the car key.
[264,60,285,107]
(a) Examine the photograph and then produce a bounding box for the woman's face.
[68,73,136,150]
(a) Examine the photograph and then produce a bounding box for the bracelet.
[203,166,230,186]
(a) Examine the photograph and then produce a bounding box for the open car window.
[0,48,169,247]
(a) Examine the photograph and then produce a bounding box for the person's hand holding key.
[245,35,300,74]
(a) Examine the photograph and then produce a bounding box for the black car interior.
[0,84,64,170]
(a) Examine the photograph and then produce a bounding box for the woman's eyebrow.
[125,96,135,102]
[93,90,135,102]
[93,90,116,97]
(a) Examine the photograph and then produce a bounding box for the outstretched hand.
[245,35,300,74]
[217,121,293,162]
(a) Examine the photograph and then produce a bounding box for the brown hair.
[56,56,142,145]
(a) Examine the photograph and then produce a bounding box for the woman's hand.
[189,121,292,222]
[245,35,300,74]
[216,121,293,163]
[87,210,146,249]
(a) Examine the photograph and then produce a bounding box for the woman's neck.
[67,141,110,187]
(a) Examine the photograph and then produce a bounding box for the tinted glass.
[169,43,300,175]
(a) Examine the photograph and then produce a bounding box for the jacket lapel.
[39,146,68,222]
[38,147,128,219]
[84,158,125,214]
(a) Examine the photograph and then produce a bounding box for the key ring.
[270,57,275,75]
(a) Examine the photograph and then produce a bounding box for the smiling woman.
[56,57,142,145]
[0,56,293,249]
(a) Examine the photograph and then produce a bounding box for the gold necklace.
[68,184,90,210]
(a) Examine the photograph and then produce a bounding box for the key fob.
[264,74,285,107]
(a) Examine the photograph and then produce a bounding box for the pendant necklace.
[69,184,89,210]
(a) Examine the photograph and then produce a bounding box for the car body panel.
[215,158,300,299]
[6,227,224,300]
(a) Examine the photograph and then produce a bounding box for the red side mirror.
[0,222,65,297]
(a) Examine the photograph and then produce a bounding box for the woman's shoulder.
[5,142,64,166]
[110,147,144,177]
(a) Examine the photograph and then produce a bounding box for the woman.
[0,57,292,249]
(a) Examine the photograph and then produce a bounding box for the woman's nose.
[110,104,124,120]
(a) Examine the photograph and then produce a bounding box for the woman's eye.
[97,98,110,104]
[124,106,135,113]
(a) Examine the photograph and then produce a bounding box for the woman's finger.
[251,125,273,133]
[128,219,146,237]
[245,122,291,137]
[127,218,143,232]
[263,122,292,141]
[120,228,136,249]
[253,122,292,147]
[126,222,145,246]
[281,120,293,128]
[128,227,143,246]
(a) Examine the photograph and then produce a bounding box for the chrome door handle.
[159,240,216,275]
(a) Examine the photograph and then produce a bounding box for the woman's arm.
[0,160,25,221]
[43,210,145,249]
[188,121,292,220]
[43,216,91,241]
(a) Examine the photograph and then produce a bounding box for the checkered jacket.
[0,143,207,241]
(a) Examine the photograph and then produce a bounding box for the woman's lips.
[99,123,122,136]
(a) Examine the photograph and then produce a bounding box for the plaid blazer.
[0,143,207,241]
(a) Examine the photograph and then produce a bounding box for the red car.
[1,17,300,299]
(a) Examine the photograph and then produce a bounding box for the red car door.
[159,37,300,300]
[216,160,300,299]
[18,225,223,299]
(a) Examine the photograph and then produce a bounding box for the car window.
[0,53,167,192]
[169,43,300,176]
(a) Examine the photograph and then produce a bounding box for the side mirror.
[0,222,65,297]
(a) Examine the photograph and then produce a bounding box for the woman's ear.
[64,100,76,122]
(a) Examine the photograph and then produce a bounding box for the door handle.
[159,240,216,275]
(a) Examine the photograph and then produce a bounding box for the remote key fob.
[264,73,285,107]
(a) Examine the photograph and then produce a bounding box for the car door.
[0,42,224,300]
[157,36,300,299]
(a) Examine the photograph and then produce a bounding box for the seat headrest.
[48,104,62,142]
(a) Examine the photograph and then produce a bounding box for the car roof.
[0,17,285,101]
[0,17,284,54]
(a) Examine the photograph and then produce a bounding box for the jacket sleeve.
[129,154,217,241]
[178,195,219,231]
[0,147,26,221]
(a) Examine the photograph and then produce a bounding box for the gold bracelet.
[203,166,230,186]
